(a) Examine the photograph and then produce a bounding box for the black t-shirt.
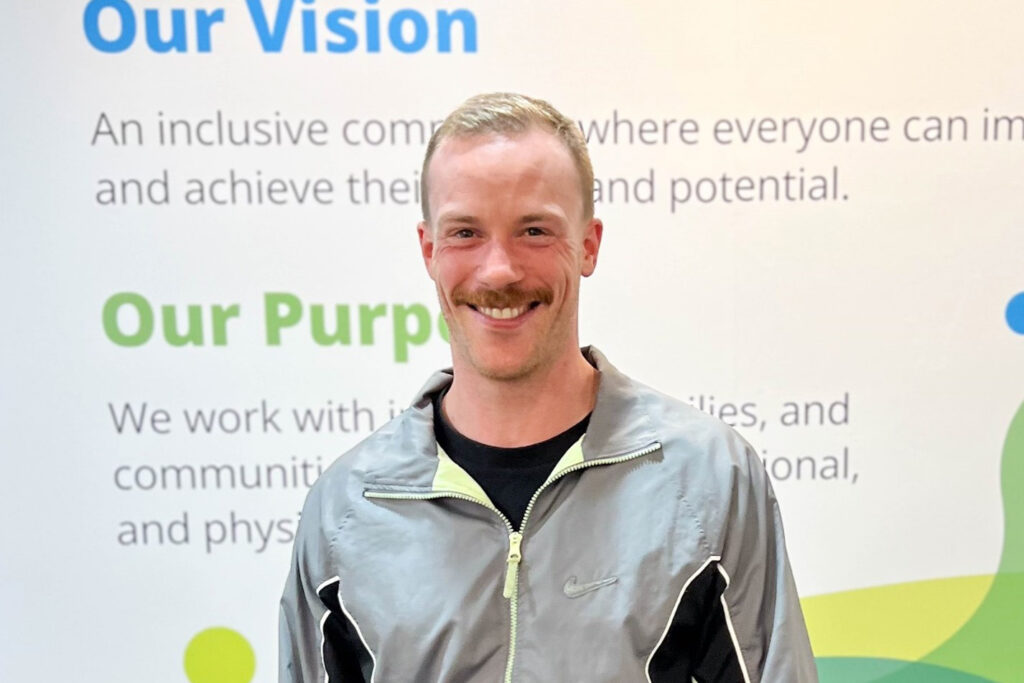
[432,387,590,531]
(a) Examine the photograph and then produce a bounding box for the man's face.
[418,128,602,381]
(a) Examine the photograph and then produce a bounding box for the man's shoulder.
[306,369,452,502]
[310,407,432,494]
[618,373,775,551]
[640,379,751,452]
[614,369,767,498]
[588,347,761,478]
[296,409,430,547]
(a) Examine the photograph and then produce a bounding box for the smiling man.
[280,93,817,682]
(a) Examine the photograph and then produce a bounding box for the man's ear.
[581,218,603,277]
[417,221,436,280]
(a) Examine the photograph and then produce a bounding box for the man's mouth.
[455,287,552,321]
[469,302,540,320]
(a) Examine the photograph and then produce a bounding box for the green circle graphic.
[183,627,256,683]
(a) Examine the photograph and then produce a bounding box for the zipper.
[499,441,660,682]
[363,488,522,681]
[503,531,523,598]
[363,441,661,683]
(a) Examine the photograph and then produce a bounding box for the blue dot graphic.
[1007,292,1024,335]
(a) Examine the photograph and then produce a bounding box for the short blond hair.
[420,92,594,222]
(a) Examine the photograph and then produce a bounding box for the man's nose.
[477,240,522,289]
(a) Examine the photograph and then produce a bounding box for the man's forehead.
[429,127,573,174]
[424,126,585,228]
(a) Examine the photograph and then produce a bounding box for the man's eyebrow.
[437,213,477,225]
[519,212,562,224]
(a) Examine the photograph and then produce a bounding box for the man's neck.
[442,349,598,448]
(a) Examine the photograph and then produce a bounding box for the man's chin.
[475,363,536,382]
[463,346,541,382]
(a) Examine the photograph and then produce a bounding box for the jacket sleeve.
[279,485,374,683]
[709,445,818,683]
[279,482,329,683]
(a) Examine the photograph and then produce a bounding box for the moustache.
[452,286,554,309]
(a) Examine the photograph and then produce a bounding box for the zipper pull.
[503,531,523,599]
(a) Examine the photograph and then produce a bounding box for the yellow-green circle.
[183,627,256,683]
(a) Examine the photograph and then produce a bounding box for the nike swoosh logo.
[563,575,618,598]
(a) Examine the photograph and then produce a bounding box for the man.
[279,93,817,682]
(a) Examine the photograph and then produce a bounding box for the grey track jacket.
[279,347,818,682]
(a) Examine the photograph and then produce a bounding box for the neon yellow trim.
[432,445,494,504]
[801,573,995,660]
[545,436,586,484]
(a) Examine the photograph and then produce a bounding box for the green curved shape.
[921,400,1024,682]
[817,657,996,683]
[801,574,994,659]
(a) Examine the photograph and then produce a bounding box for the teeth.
[479,306,526,320]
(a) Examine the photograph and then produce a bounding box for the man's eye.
[454,228,475,238]
[525,227,546,236]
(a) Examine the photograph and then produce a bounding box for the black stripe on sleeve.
[648,561,746,683]
[317,578,374,683]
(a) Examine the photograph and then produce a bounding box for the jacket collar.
[363,346,659,489]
